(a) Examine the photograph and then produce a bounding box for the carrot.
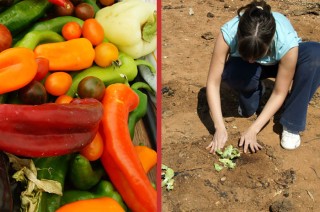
[56,197,125,212]
[0,47,37,94]
[135,145,157,173]
[34,38,95,71]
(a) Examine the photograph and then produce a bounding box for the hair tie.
[256,6,263,10]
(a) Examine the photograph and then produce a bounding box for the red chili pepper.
[47,0,68,7]
[100,83,157,212]
[0,98,103,157]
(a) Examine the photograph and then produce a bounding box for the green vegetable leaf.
[219,158,236,169]
[214,145,240,171]
[161,164,175,191]
[214,163,224,172]
[142,12,157,42]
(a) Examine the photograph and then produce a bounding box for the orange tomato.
[55,94,73,104]
[61,22,82,40]
[99,0,114,6]
[45,72,72,96]
[80,132,104,161]
[94,42,119,67]
[82,18,104,46]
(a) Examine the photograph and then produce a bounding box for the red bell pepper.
[0,98,103,157]
[100,83,157,212]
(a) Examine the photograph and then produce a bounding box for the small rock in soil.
[207,12,214,18]
[201,32,214,40]
[269,199,294,212]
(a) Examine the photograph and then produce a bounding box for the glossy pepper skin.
[0,47,37,95]
[0,98,103,157]
[66,52,155,97]
[34,154,73,212]
[0,0,51,36]
[128,88,148,139]
[100,83,157,212]
[14,30,65,49]
[61,180,127,211]
[69,154,104,190]
[34,38,95,71]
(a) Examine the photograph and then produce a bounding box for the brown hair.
[237,0,276,61]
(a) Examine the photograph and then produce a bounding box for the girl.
[206,0,320,153]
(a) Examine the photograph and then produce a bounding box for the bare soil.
[161,0,320,211]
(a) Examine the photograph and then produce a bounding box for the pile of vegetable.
[0,0,157,211]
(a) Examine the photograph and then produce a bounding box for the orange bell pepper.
[56,197,124,212]
[135,145,157,174]
[0,47,37,95]
[100,83,157,212]
[34,38,95,71]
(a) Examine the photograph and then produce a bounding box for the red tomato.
[0,24,12,52]
[62,21,82,40]
[34,57,50,81]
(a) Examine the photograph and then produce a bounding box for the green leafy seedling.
[161,164,175,191]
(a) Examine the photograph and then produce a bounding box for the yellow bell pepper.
[95,0,156,59]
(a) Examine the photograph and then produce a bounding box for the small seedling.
[214,145,240,172]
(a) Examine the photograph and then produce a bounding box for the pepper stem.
[131,82,155,95]
[135,59,156,73]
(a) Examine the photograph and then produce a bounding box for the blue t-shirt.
[221,12,301,65]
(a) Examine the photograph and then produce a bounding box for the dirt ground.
[161,0,320,211]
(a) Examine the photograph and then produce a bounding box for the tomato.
[55,94,73,104]
[45,72,72,96]
[74,3,94,21]
[99,0,114,6]
[62,21,82,40]
[80,132,104,161]
[54,0,74,16]
[0,24,12,52]
[94,42,119,67]
[77,76,105,101]
[18,81,48,105]
[82,18,104,46]
[34,57,50,81]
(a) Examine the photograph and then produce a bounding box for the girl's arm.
[240,46,299,153]
[206,32,230,153]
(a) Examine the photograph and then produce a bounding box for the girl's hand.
[206,128,228,154]
[239,128,263,153]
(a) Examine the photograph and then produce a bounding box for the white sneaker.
[281,128,301,150]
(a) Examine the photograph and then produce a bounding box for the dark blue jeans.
[222,42,320,132]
